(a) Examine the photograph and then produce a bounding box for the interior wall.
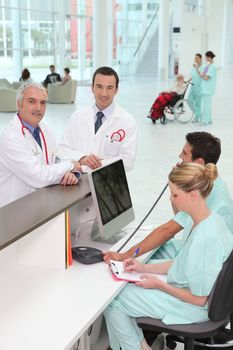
[179,13,204,76]
[177,0,227,77]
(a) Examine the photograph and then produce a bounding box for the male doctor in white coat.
[0,82,81,208]
[60,66,137,243]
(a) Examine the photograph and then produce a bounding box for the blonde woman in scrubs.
[188,53,203,123]
[104,163,233,350]
[198,51,217,124]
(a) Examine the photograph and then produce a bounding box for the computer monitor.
[87,159,135,241]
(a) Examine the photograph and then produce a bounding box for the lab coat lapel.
[15,115,44,161]
[85,106,95,135]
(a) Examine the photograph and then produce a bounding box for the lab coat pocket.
[103,138,121,157]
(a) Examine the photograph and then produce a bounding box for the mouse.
[72,246,103,264]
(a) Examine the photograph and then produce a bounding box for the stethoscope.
[18,115,49,165]
[110,129,126,142]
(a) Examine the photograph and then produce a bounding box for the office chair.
[136,250,233,350]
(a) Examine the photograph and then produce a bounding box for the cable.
[117,183,168,253]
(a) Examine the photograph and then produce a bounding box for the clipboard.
[109,260,167,283]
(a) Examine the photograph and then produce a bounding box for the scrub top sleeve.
[218,206,233,235]
[184,235,224,296]
[207,64,217,79]
[173,211,193,230]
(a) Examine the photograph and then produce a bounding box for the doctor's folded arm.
[0,82,81,208]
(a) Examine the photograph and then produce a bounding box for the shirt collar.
[93,102,115,119]
[18,115,38,134]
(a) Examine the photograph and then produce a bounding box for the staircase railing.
[118,5,160,76]
[133,4,159,59]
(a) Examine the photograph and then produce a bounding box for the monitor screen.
[87,160,135,240]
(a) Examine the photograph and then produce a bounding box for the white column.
[2,0,7,59]
[158,0,169,80]
[78,0,86,80]
[172,0,184,76]
[58,0,66,76]
[11,0,22,80]
[107,1,113,67]
[93,0,108,69]
[221,0,230,67]
[199,0,208,53]
[27,0,32,63]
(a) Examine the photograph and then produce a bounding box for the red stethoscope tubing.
[18,117,49,165]
[111,129,126,142]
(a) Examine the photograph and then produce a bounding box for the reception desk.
[0,176,153,350]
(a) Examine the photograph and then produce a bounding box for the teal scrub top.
[173,177,233,236]
[168,213,233,301]
[191,64,203,94]
[201,63,217,95]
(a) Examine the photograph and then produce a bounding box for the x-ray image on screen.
[92,161,132,225]
[88,160,135,240]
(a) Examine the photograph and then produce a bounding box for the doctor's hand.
[60,172,79,186]
[79,154,102,170]
[135,274,165,289]
[124,259,145,273]
[72,161,82,173]
[103,251,127,264]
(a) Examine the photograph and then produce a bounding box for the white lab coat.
[59,103,137,242]
[0,115,74,207]
[60,103,137,172]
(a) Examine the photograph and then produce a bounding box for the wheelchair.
[163,81,194,124]
[149,81,194,125]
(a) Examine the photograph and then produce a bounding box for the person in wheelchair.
[147,74,186,123]
[104,163,233,350]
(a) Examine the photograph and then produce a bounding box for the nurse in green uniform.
[104,163,233,350]
[198,51,217,124]
[188,53,203,122]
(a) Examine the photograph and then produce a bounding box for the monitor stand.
[90,218,127,245]
[72,217,128,255]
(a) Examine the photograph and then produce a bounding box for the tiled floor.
[1,66,232,228]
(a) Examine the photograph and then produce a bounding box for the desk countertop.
[0,175,91,251]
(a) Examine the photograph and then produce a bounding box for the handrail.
[133,5,159,58]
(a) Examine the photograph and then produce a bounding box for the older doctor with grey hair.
[0,82,81,208]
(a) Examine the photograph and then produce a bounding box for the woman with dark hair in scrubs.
[197,51,217,125]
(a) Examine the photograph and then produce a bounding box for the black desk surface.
[0,175,91,250]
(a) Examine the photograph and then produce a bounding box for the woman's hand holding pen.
[124,259,145,273]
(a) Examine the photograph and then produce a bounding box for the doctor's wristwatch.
[71,161,82,180]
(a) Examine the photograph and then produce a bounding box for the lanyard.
[18,116,49,165]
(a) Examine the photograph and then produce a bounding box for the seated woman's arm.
[156,280,208,306]
[136,275,208,307]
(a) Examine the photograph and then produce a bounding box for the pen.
[127,247,140,268]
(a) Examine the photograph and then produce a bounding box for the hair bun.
[205,163,218,181]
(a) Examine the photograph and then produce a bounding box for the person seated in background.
[19,68,33,83]
[104,163,233,350]
[43,65,61,88]
[62,67,72,85]
[147,74,186,122]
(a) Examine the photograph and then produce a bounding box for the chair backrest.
[0,78,13,89]
[208,250,233,321]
